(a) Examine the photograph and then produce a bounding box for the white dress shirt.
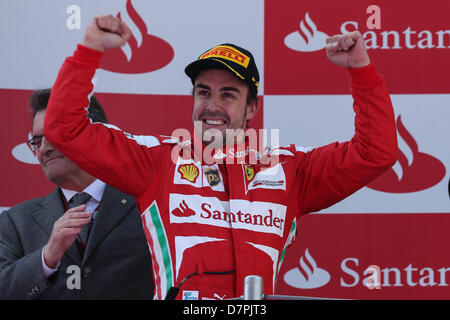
[41,179,107,277]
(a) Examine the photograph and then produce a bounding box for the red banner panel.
[265,0,450,94]
[0,89,263,206]
[276,213,450,299]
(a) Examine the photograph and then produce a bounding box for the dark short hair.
[29,88,108,124]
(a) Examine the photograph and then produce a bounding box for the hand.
[82,15,132,52]
[43,205,91,269]
[325,31,370,68]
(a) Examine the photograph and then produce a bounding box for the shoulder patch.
[295,145,314,153]
[266,145,296,157]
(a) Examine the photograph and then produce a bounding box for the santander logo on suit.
[169,194,287,237]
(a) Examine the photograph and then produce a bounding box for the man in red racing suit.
[44,15,397,300]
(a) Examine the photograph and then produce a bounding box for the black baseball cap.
[185,43,260,96]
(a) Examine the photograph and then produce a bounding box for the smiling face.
[192,69,259,147]
[32,110,91,188]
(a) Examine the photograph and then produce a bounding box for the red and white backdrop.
[1,0,448,299]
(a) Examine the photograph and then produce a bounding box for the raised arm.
[45,16,161,197]
[296,31,398,214]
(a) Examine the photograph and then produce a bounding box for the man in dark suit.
[0,89,154,299]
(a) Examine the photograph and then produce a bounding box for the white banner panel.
[0,0,264,95]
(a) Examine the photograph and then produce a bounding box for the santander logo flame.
[283,248,330,289]
[171,200,196,217]
[284,13,329,52]
[368,115,446,193]
[100,0,174,74]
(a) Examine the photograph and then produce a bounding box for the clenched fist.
[82,15,132,52]
[326,31,370,68]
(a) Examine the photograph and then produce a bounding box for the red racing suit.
[45,45,397,300]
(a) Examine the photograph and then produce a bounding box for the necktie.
[69,192,92,208]
[68,192,92,246]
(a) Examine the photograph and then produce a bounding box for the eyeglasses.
[28,135,44,152]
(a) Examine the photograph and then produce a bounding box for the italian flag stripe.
[277,218,297,278]
[145,201,174,299]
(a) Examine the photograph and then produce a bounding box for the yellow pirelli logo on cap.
[199,45,250,68]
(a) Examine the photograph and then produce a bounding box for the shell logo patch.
[178,164,199,183]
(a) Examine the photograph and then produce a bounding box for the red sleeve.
[44,44,162,197]
[296,63,398,215]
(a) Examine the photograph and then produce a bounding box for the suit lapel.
[82,186,135,263]
[31,188,82,264]
[31,188,63,236]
